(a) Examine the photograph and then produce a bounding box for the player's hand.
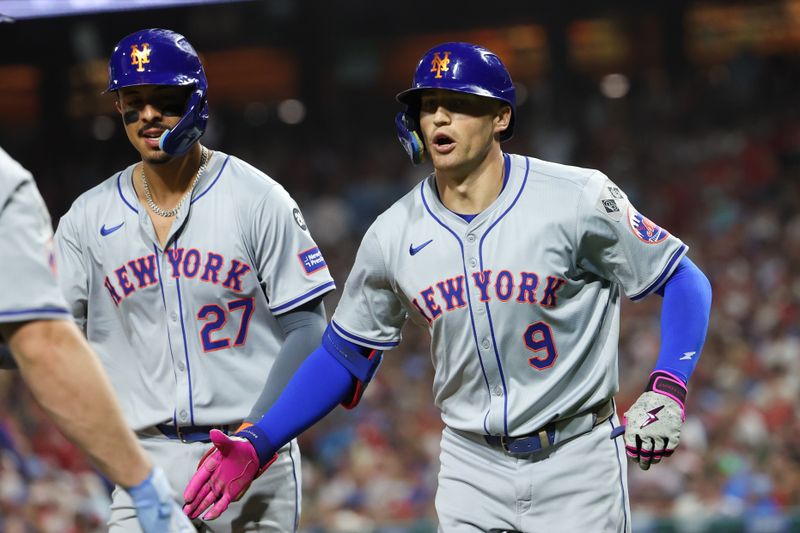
[623,371,687,470]
[183,429,277,520]
[127,466,196,532]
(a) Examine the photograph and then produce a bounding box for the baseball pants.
[109,432,302,533]
[436,416,630,533]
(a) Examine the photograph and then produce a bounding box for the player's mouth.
[140,128,167,149]
[431,132,456,154]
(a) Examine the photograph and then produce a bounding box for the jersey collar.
[423,152,521,228]
[115,150,230,215]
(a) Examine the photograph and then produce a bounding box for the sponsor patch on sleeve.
[595,180,628,221]
[298,246,328,274]
[627,207,669,243]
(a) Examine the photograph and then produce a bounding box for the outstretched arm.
[184,325,381,520]
[2,319,152,487]
[1,319,197,532]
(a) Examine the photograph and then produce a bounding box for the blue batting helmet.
[106,28,208,156]
[395,42,516,164]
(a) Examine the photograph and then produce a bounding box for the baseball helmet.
[395,42,516,164]
[106,28,208,156]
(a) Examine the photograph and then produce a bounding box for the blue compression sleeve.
[653,256,712,384]
[237,344,355,466]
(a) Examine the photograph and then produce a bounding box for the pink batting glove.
[182,429,277,521]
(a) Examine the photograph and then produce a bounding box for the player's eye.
[420,100,439,113]
[122,98,143,109]
[448,97,471,112]
[154,92,189,117]
[160,103,184,117]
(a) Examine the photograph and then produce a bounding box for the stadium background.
[1,0,799,531]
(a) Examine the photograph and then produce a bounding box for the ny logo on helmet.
[130,44,151,72]
[430,52,451,79]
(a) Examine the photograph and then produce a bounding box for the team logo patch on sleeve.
[298,247,327,274]
[628,207,669,243]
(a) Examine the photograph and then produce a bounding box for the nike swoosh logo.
[409,239,433,256]
[100,222,125,236]
[640,405,665,429]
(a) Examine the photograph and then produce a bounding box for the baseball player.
[183,43,713,532]
[54,29,334,531]
[0,145,193,532]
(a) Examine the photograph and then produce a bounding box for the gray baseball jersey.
[332,153,686,437]
[0,147,70,325]
[55,150,335,430]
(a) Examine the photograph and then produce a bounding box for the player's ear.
[493,105,512,136]
[114,97,123,116]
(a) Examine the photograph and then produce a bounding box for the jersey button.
[467,234,476,243]
[481,339,490,349]
[170,312,178,322]
[177,362,186,372]
[493,386,503,396]
[179,410,188,421]
[468,258,477,268]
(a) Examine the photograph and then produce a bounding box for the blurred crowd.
[2,47,800,532]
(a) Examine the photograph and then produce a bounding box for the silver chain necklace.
[141,146,209,218]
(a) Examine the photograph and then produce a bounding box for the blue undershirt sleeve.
[237,343,356,466]
[653,256,712,384]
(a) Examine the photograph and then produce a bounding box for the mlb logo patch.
[628,207,668,244]
[298,247,328,274]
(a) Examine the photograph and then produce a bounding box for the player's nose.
[139,103,163,121]
[432,105,451,125]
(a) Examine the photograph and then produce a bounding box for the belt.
[155,424,230,443]
[484,427,556,454]
[481,398,615,455]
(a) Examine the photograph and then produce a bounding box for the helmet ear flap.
[158,88,208,155]
[395,109,425,165]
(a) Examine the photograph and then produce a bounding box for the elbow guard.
[322,325,383,409]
